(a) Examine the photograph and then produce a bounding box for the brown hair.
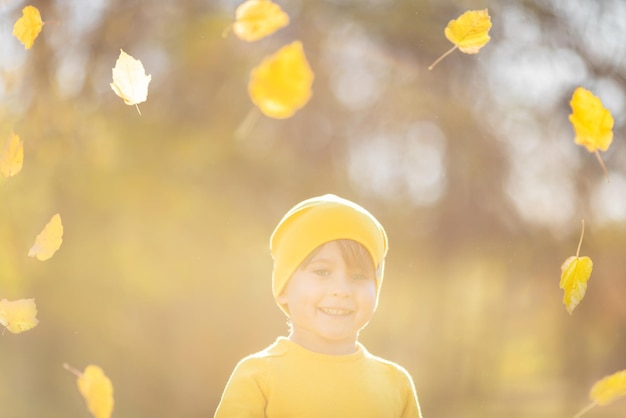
[298,239,375,275]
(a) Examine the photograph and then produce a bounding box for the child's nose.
[330,273,352,297]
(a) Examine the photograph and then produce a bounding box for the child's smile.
[318,307,353,316]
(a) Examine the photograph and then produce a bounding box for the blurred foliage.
[1,0,625,417]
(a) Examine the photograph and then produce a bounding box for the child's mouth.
[319,307,352,316]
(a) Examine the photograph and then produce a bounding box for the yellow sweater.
[214,337,422,417]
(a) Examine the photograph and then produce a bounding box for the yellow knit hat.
[270,194,388,311]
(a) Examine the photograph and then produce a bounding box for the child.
[215,194,422,417]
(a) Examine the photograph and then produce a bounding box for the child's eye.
[352,273,370,281]
[314,269,329,277]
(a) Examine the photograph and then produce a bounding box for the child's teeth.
[322,308,350,315]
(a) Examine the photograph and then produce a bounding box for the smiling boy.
[214,194,422,417]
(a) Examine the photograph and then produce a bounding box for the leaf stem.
[576,219,585,258]
[428,45,458,71]
[135,104,142,116]
[593,150,609,182]
[572,400,597,418]
[235,107,261,140]
[63,363,83,378]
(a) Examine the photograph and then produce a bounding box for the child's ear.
[277,291,288,305]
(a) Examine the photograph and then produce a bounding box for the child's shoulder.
[237,337,291,364]
[361,345,414,378]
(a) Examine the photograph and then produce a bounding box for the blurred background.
[1,0,625,417]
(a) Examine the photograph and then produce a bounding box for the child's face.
[277,241,377,355]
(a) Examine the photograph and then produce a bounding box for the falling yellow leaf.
[28,213,63,261]
[569,87,614,152]
[559,220,592,314]
[0,131,23,178]
[248,41,314,119]
[0,298,39,334]
[13,5,43,50]
[573,370,626,418]
[68,364,114,418]
[429,9,492,70]
[591,369,626,406]
[560,256,592,314]
[569,86,614,180]
[110,49,151,114]
[232,0,289,42]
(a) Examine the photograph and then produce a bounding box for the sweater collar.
[268,336,368,361]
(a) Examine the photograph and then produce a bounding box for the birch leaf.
[28,213,63,261]
[110,49,151,114]
[429,9,492,70]
[0,131,24,178]
[0,298,39,334]
[559,220,592,314]
[574,370,626,418]
[248,41,314,119]
[13,5,43,50]
[74,365,115,418]
[590,369,626,406]
[560,256,592,314]
[569,86,614,180]
[233,0,289,42]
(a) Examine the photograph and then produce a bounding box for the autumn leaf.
[0,298,39,334]
[591,370,626,406]
[0,131,24,178]
[429,9,492,70]
[560,256,592,314]
[65,364,114,418]
[110,49,151,115]
[28,213,63,261]
[560,220,592,314]
[232,0,289,42]
[13,5,43,50]
[573,370,626,418]
[248,41,314,119]
[569,86,614,181]
[569,87,614,152]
